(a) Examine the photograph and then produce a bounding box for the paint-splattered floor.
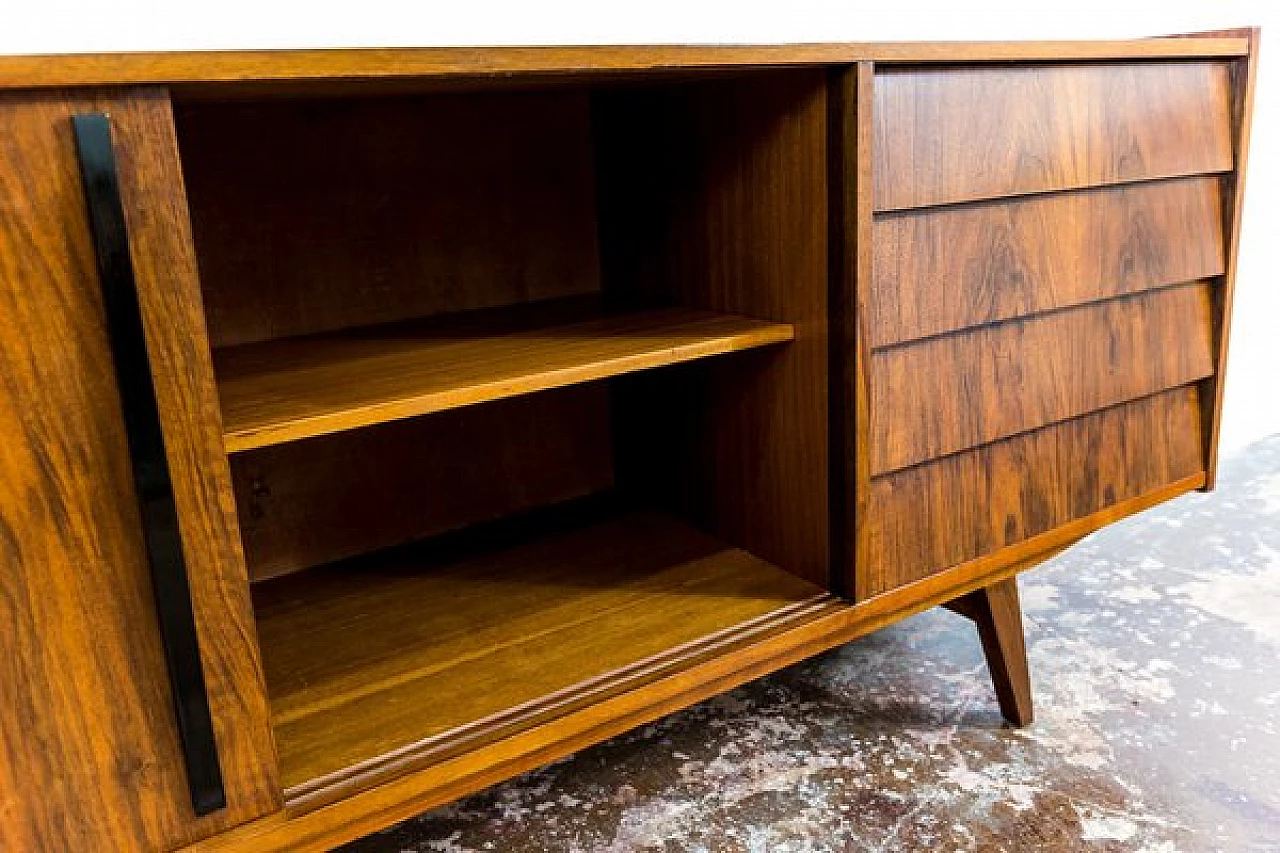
[345,436,1280,852]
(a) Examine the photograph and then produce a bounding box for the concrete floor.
[345,436,1280,852]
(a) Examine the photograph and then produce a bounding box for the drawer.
[862,386,1206,595]
[868,282,1216,475]
[873,62,1235,211]
[870,176,1227,348]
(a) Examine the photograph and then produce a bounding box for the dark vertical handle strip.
[72,112,227,817]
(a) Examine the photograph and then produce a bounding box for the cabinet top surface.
[0,34,1253,91]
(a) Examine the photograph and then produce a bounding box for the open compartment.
[172,67,833,805]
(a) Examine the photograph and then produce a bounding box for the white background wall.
[6,0,1276,452]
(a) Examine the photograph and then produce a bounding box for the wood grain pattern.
[594,70,832,586]
[862,386,1206,594]
[873,62,1235,211]
[216,303,793,452]
[945,578,1033,726]
[869,282,1216,475]
[180,473,1207,853]
[232,385,615,581]
[251,511,827,794]
[177,93,601,348]
[0,39,1248,94]
[870,177,1227,347]
[0,89,278,852]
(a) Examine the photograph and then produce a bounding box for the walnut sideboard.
[0,29,1259,852]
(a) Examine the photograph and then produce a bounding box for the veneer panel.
[874,62,1235,211]
[870,177,1226,347]
[1189,28,1261,488]
[252,511,828,795]
[232,386,615,581]
[869,282,1216,475]
[862,386,1206,594]
[593,70,832,585]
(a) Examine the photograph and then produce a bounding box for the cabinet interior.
[172,68,833,802]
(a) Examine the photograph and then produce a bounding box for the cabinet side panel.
[0,89,278,852]
[1189,28,1261,488]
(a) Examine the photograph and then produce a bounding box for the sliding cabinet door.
[0,88,278,851]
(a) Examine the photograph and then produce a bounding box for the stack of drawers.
[860,61,1237,594]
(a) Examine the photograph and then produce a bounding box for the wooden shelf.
[215,304,793,452]
[251,510,830,800]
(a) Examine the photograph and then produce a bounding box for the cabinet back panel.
[175,92,601,348]
[231,385,614,581]
[870,177,1226,348]
[873,62,1234,211]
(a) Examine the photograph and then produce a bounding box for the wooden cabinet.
[0,29,1258,852]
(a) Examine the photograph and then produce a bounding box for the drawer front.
[868,281,1216,476]
[870,176,1227,348]
[873,62,1234,211]
[861,387,1205,594]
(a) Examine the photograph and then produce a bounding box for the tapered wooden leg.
[944,577,1033,727]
